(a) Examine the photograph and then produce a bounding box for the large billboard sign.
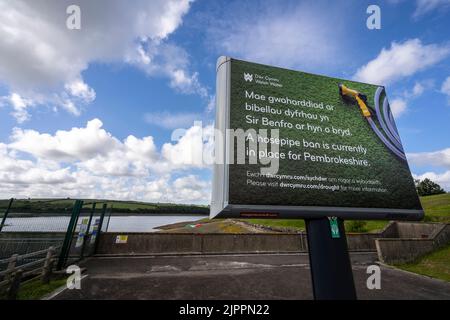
[211,57,423,220]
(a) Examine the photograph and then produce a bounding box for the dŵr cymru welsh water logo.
[243,73,253,82]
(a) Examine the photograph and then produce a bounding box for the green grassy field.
[243,193,450,233]
[396,244,450,282]
[0,198,209,215]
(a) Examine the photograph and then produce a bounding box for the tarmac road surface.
[53,252,450,300]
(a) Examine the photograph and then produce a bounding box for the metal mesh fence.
[0,199,71,261]
[1,216,73,233]
[0,199,75,233]
[0,199,108,268]
[0,239,63,261]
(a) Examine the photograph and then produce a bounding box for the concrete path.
[54,253,450,300]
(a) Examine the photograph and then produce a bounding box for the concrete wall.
[376,221,441,238]
[430,224,450,248]
[378,221,398,238]
[9,224,447,260]
[0,230,379,260]
[96,233,307,255]
[375,223,450,264]
[347,233,380,251]
[395,222,440,238]
[95,232,380,255]
[375,238,435,264]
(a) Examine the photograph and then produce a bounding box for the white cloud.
[390,98,408,117]
[412,82,425,96]
[9,119,118,161]
[162,123,214,169]
[0,118,213,203]
[144,112,201,129]
[127,41,210,100]
[7,93,33,123]
[441,76,450,103]
[389,80,432,117]
[60,99,81,116]
[413,0,450,17]
[0,0,196,122]
[172,175,210,201]
[408,148,450,168]
[0,143,74,185]
[206,95,216,113]
[409,147,450,190]
[170,70,206,96]
[207,2,345,72]
[0,0,192,89]
[353,39,450,85]
[7,117,204,180]
[390,0,450,17]
[65,79,96,103]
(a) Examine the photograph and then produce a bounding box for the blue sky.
[0,0,450,203]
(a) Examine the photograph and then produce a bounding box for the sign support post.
[305,217,357,300]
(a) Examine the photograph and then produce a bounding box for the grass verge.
[241,194,450,233]
[395,244,450,282]
[243,219,388,233]
[16,277,67,300]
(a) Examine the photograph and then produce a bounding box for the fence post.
[93,203,107,254]
[0,198,14,232]
[41,246,55,284]
[80,202,96,260]
[299,232,304,252]
[105,204,112,232]
[5,254,18,283]
[7,269,23,300]
[64,200,83,267]
[57,200,83,270]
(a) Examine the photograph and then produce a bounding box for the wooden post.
[41,246,55,284]
[7,269,23,300]
[5,254,18,283]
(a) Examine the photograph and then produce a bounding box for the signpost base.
[305,217,357,300]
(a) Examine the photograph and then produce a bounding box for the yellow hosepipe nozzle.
[338,84,371,118]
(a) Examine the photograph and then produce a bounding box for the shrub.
[347,220,368,233]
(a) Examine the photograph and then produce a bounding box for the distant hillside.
[0,194,449,220]
[0,198,209,215]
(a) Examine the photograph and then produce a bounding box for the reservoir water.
[1,215,206,233]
